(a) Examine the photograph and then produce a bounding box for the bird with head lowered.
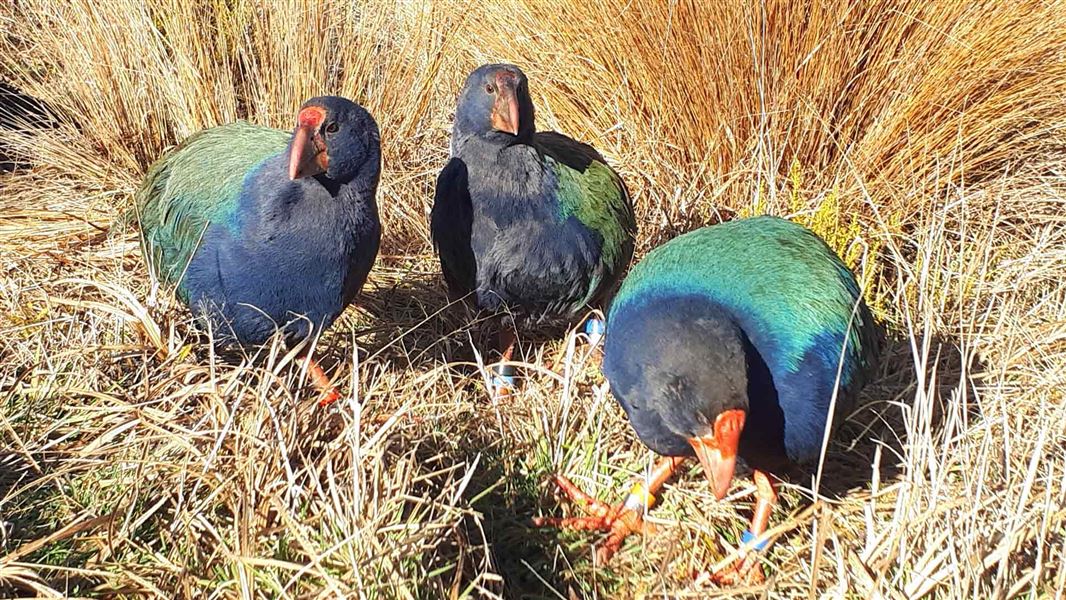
[535,216,880,584]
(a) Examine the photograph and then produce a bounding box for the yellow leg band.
[622,481,656,511]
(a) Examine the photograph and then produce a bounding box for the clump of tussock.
[1,0,1065,597]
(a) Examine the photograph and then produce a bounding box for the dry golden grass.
[1,0,1065,597]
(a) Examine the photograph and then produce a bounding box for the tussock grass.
[1,0,1065,597]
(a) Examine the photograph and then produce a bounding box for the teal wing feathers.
[613,216,878,387]
[136,122,289,297]
[534,131,636,305]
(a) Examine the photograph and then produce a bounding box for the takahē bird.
[137,96,381,405]
[430,64,635,395]
[535,216,879,583]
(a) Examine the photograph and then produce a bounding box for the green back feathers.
[553,158,633,268]
[613,216,876,376]
[534,132,636,304]
[137,122,290,296]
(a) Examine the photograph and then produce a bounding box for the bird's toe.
[535,474,650,563]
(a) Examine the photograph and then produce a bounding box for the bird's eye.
[325,122,339,134]
[485,84,495,94]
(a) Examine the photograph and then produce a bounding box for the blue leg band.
[492,363,516,388]
[741,529,769,551]
[584,317,605,340]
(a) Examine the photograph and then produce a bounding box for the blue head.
[288,96,381,188]
[452,64,536,149]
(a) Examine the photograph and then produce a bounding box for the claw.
[535,458,685,563]
[317,387,342,407]
[545,474,616,518]
[532,515,616,531]
[710,470,776,586]
[533,475,646,563]
[492,382,514,400]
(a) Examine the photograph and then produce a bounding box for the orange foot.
[533,474,653,563]
[305,358,342,407]
[711,552,765,585]
[316,387,341,407]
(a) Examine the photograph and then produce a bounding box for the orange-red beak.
[289,106,329,180]
[689,409,745,500]
[490,71,520,136]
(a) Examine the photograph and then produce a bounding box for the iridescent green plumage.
[431,63,636,326]
[136,122,289,298]
[554,158,630,286]
[534,132,635,309]
[612,216,877,384]
[606,214,880,471]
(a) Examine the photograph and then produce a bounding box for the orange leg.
[534,456,686,563]
[305,356,341,407]
[712,469,777,585]
[492,324,517,399]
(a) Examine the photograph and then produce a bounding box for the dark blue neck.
[452,128,532,158]
[313,164,379,206]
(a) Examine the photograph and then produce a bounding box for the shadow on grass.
[63,256,986,598]
[341,271,992,596]
[147,261,481,401]
[349,265,601,598]
[0,450,119,597]
[344,260,594,394]
[499,328,986,597]
[819,330,984,501]
[353,264,481,371]
[0,82,60,172]
[404,417,587,600]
